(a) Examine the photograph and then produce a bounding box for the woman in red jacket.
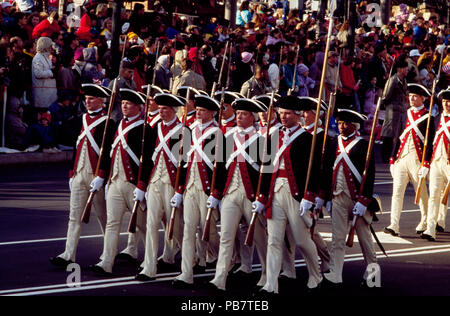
[32,11,60,40]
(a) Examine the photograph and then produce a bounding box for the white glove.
[170,192,183,208]
[89,176,104,192]
[314,197,324,211]
[206,195,220,209]
[252,201,265,214]
[418,166,429,179]
[69,178,73,192]
[299,199,314,216]
[389,164,395,178]
[352,202,367,217]
[133,188,145,202]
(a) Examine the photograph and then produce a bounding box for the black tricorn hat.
[81,83,111,98]
[119,88,146,105]
[408,83,431,98]
[154,92,185,107]
[252,93,281,108]
[278,95,303,111]
[437,89,450,100]
[232,98,268,113]
[142,84,164,97]
[298,96,328,112]
[194,95,221,111]
[176,86,202,100]
[335,108,367,124]
[214,90,239,105]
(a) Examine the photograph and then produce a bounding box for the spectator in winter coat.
[5,98,28,150]
[154,54,171,90]
[297,63,315,97]
[80,47,104,84]
[32,37,58,110]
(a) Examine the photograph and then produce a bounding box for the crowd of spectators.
[0,0,449,158]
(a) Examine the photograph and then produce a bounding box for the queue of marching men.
[48,80,449,295]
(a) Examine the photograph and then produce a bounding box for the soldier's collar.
[163,116,177,126]
[410,105,425,113]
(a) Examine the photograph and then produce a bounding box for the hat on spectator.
[40,112,52,123]
[297,64,309,75]
[407,83,431,98]
[119,88,146,105]
[122,22,130,34]
[188,47,198,61]
[82,83,111,98]
[241,51,253,64]
[74,47,84,61]
[409,49,421,57]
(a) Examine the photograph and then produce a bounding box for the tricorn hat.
[335,108,367,125]
[194,95,221,111]
[82,83,111,98]
[154,92,185,107]
[119,88,146,105]
[408,83,431,98]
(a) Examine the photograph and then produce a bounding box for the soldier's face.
[338,121,356,137]
[409,93,424,108]
[258,111,268,125]
[159,105,176,122]
[443,99,450,114]
[121,100,141,118]
[279,109,299,128]
[302,110,315,126]
[85,96,104,112]
[236,110,254,129]
[196,107,214,123]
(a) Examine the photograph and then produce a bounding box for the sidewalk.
[0,151,72,166]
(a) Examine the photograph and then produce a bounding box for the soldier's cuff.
[211,189,222,200]
[422,161,430,168]
[256,194,267,205]
[176,185,185,195]
[389,157,395,165]
[357,196,372,207]
[69,170,74,178]
[137,181,147,191]
[97,169,106,179]
[303,191,316,203]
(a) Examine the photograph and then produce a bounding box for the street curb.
[0,151,72,166]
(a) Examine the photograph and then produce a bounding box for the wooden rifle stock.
[202,87,226,241]
[244,91,276,247]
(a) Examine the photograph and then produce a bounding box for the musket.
[244,44,283,247]
[127,41,161,233]
[287,44,300,96]
[81,36,128,224]
[225,42,234,89]
[167,87,192,240]
[211,41,229,97]
[414,47,446,204]
[247,50,259,98]
[302,0,336,229]
[201,87,226,241]
[152,40,161,86]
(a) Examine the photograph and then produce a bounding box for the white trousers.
[97,179,146,273]
[140,182,183,277]
[388,152,429,233]
[175,186,220,284]
[325,192,377,284]
[262,185,322,293]
[424,158,449,238]
[210,189,268,290]
[59,170,107,262]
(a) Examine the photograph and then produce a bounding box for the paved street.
[0,158,449,301]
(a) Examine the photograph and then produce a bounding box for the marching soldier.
[171,95,223,288]
[254,94,282,132]
[176,86,202,127]
[384,83,435,236]
[208,98,269,292]
[253,95,322,294]
[322,109,378,286]
[136,93,186,281]
[214,90,238,131]
[90,88,151,276]
[421,89,450,241]
[116,84,163,263]
[50,84,114,267]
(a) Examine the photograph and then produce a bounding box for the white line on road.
[2,244,449,296]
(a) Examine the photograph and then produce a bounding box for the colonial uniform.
[323,109,377,285]
[209,98,269,291]
[92,89,151,275]
[385,84,435,236]
[50,84,113,266]
[422,90,450,240]
[256,95,322,293]
[137,93,186,279]
[172,95,223,286]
